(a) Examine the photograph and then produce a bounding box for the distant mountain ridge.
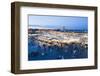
[29,25,88,31]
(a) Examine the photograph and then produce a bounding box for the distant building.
[60,26,66,32]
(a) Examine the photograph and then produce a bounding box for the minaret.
[61,26,65,32]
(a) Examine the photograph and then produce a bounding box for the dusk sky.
[28,15,88,30]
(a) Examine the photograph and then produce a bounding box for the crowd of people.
[28,36,88,60]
